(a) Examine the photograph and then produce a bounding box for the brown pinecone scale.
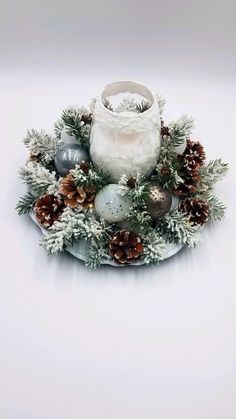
[179,198,210,225]
[109,230,144,265]
[60,174,95,209]
[126,177,137,188]
[81,113,93,125]
[35,194,65,228]
[173,177,197,197]
[181,139,206,175]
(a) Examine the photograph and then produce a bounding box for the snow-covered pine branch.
[168,115,194,146]
[198,193,226,221]
[73,217,113,268]
[60,106,92,149]
[143,232,166,265]
[16,191,37,215]
[126,208,153,235]
[157,208,202,247]
[70,164,110,191]
[118,174,149,207]
[41,207,85,254]
[19,161,60,195]
[24,129,62,164]
[197,159,229,192]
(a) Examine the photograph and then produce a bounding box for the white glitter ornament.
[94,184,132,223]
[90,81,162,182]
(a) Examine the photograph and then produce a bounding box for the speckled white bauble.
[60,127,77,144]
[94,184,132,223]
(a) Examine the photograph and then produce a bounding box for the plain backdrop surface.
[0,1,236,418]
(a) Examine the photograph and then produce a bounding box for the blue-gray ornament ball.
[94,184,132,223]
[54,144,89,176]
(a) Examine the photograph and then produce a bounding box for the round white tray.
[30,212,183,267]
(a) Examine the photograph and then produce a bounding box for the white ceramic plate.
[30,212,183,267]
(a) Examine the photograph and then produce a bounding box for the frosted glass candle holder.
[89,81,161,182]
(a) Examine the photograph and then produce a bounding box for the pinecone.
[109,230,144,265]
[29,153,40,162]
[181,139,205,175]
[179,198,210,225]
[161,126,170,137]
[35,194,65,228]
[126,177,137,188]
[79,161,90,174]
[160,166,171,176]
[81,113,93,125]
[60,174,95,209]
[173,177,197,197]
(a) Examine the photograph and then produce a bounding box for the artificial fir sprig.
[70,164,110,192]
[83,219,114,268]
[19,161,60,195]
[126,209,153,236]
[156,115,194,190]
[16,191,37,215]
[136,99,151,113]
[24,129,63,164]
[60,106,92,149]
[196,159,229,193]
[118,174,150,207]
[157,208,202,247]
[143,232,166,265]
[103,96,151,114]
[168,115,194,147]
[75,217,113,269]
[155,160,184,190]
[204,194,226,221]
[42,207,113,267]
[41,207,85,254]
[86,238,104,269]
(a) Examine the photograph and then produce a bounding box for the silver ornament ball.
[94,184,132,223]
[146,181,172,220]
[54,144,89,176]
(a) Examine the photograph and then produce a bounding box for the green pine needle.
[16,192,37,215]
[70,164,111,192]
[61,107,91,149]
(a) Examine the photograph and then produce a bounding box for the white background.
[0,1,236,418]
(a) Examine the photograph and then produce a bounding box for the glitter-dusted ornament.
[146,181,172,220]
[54,144,89,176]
[94,184,132,223]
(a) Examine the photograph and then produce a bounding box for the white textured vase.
[90,81,161,182]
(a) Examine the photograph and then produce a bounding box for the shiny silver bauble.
[54,144,89,176]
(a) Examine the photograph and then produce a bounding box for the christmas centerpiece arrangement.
[16,81,228,268]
